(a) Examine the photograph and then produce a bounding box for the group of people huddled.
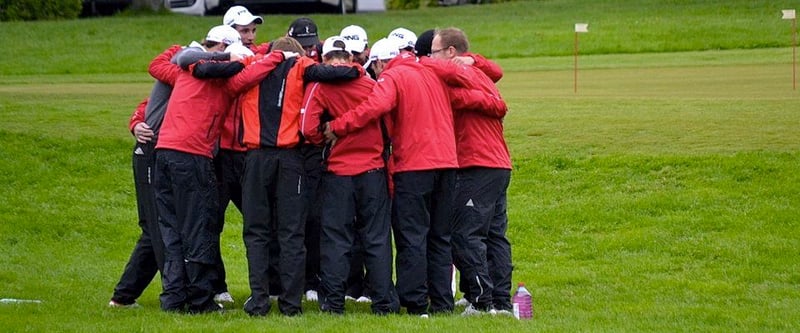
[108,5,513,317]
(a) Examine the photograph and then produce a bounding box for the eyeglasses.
[430,46,450,55]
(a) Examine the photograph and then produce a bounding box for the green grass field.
[1,0,799,331]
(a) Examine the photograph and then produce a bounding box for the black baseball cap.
[287,17,319,47]
[415,29,435,57]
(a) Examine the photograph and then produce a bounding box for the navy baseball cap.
[287,17,319,47]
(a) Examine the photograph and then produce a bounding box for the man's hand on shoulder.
[452,56,475,66]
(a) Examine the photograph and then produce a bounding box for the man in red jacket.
[227,37,318,317]
[323,37,477,317]
[153,24,250,314]
[430,27,513,316]
[301,36,398,315]
[110,41,238,309]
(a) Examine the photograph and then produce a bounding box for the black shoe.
[243,296,271,316]
[320,302,344,315]
[281,309,303,316]
[187,302,223,314]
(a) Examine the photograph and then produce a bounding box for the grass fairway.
[2,1,800,331]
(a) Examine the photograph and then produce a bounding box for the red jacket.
[453,64,511,169]
[228,55,316,149]
[188,51,287,152]
[302,73,384,176]
[220,47,269,152]
[251,42,271,55]
[219,97,248,152]
[466,52,503,83]
[155,67,234,158]
[418,57,507,114]
[330,53,459,173]
[418,56,510,169]
[148,45,182,86]
[129,98,147,133]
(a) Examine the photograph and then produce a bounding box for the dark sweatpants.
[318,169,398,314]
[345,236,370,298]
[111,142,164,305]
[451,168,511,310]
[241,148,306,316]
[392,169,456,315]
[300,144,323,293]
[212,149,246,295]
[154,149,220,313]
[487,184,513,310]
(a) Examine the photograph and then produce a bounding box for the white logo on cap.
[225,7,255,26]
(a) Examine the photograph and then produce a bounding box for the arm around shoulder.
[468,52,503,83]
[148,45,182,85]
[330,74,398,136]
[225,51,287,95]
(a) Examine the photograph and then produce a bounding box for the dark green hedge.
[0,0,82,21]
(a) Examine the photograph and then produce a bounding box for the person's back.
[429,26,513,316]
[390,56,457,171]
[304,74,382,175]
[156,41,244,158]
[327,40,462,316]
[333,52,458,173]
[300,36,399,315]
[153,24,245,314]
[452,63,510,169]
[237,36,312,317]
[238,55,315,149]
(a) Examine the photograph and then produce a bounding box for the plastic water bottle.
[511,282,533,320]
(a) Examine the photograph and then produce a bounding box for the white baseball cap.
[223,6,263,26]
[206,25,241,45]
[340,25,368,54]
[387,27,417,50]
[322,36,351,57]
[225,42,254,57]
[369,38,399,62]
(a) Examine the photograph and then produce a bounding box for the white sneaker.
[454,297,469,307]
[108,300,140,308]
[355,296,372,303]
[214,292,235,304]
[420,313,429,318]
[345,295,356,302]
[461,304,487,317]
[305,290,318,302]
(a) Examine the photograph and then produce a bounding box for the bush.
[388,0,420,10]
[0,0,82,21]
